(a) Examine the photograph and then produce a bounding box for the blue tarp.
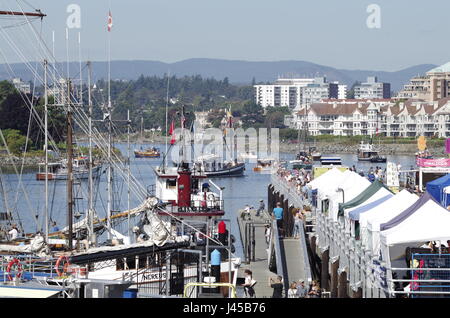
[426,173,450,207]
[348,194,393,221]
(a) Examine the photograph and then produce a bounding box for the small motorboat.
[320,157,342,165]
[134,147,161,158]
[370,155,387,163]
[357,141,379,161]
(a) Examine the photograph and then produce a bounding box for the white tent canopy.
[308,167,344,190]
[361,190,419,255]
[321,171,371,221]
[380,198,450,246]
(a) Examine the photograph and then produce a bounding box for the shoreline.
[1,135,446,167]
[279,141,446,156]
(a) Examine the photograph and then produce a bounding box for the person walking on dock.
[243,204,251,220]
[288,282,298,298]
[296,280,308,298]
[273,202,284,238]
[293,210,302,239]
[242,269,256,298]
[264,224,271,245]
[256,199,265,217]
[308,280,321,298]
[269,275,283,298]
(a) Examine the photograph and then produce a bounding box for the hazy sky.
[1,0,449,71]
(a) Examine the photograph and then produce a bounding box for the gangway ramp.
[282,239,307,285]
[280,220,313,292]
[236,211,275,298]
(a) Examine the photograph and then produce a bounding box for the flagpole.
[165,71,170,160]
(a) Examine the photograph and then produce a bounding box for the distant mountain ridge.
[0,58,437,92]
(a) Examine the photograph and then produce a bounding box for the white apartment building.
[254,77,339,108]
[12,78,31,94]
[354,76,391,99]
[290,98,450,138]
[338,84,347,99]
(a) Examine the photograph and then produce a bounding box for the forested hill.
[93,74,254,130]
[0,59,436,92]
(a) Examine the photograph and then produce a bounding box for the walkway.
[236,211,275,298]
[282,238,307,285]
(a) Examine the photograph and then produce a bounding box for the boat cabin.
[357,141,379,161]
[153,163,224,218]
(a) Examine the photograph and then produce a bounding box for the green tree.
[2,129,31,154]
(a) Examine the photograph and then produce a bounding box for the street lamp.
[336,187,345,203]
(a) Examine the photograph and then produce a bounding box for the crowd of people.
[276,166,312,200]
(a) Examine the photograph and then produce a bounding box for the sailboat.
[0,7,241,298]
[290,106,313,170]
[36,156,102,180]
[194,107,245,177]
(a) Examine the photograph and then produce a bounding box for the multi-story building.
[290,98,450,138]
[354,76,391,99]
[12,78,31,94]
[254,77,339,109]
[337,84,347,99]
[48,78,69,105]
[397,62,450,101]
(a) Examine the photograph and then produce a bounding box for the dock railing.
[271,171,450,298]
[272,219,288,297]
[298,219,313,286]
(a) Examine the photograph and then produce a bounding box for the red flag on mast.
[169,120,176,145]
[169,120,174,136]
[107,10,113,32]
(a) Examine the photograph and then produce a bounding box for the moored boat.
[134,147,161,158]
[370,155,387,163]
[253,158,276,172]
[357,141,379,161]
[320,156,342,165]
[36,157,102,180]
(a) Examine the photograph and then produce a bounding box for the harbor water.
[0,143,416,259]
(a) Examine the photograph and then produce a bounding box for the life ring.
[207,194,216,202]
[6,258,23,281]
[55,255,70,277]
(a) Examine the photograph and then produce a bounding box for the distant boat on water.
[36,157,102,180]
[134,147,160,158]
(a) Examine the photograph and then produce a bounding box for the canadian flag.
[107,11,113,32]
